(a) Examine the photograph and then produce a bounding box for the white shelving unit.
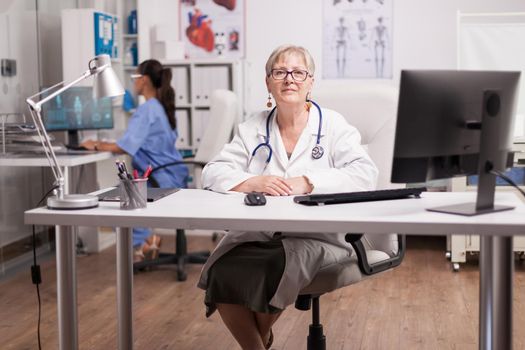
[120,0,138,98]
[162,59,243,156]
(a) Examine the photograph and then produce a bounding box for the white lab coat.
[198,107,378,310]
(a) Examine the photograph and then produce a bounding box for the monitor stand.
[67,130,80,147]
[427,90,515,216]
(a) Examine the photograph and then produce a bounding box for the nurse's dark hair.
[137,59,176,129]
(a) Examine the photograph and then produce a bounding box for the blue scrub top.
[117,98,188,188]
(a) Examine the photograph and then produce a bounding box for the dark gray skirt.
[205,240,286,317]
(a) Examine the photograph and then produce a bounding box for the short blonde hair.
[265,45,315,77]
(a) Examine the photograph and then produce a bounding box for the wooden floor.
[2,235,525,350]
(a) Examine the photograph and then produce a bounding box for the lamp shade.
[92,54,125,99]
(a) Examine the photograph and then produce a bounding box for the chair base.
[307,324,326,350]
[133,251,209,281]
[132,229,210,281]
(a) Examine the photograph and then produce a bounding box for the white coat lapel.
[270,110,289,170]
[289,106,325,163]
[253,110,287,172]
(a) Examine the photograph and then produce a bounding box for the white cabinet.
[61,8,123,253]
[163,59,243,155]
[61,9,120,83]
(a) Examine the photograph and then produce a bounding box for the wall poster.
[180,0,244,59]
[323,0,392,79]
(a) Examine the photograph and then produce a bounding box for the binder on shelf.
[171,66,190,105]
[210,65,231,93]
[193,65,231,107]
[192,109,211,148]
[175,109,190,149]
[191,66,202,106]
[201,67,212,104]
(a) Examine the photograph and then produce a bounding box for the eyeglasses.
[270,69,311,82]
[130,74,143,80]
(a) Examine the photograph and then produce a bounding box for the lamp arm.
[25,67,99,200]
[28,69,95,112]
[26,80,66,103]
[26,106,65,198]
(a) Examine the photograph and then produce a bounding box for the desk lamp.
[26,54,124,209]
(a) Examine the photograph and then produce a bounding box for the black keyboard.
[65,144,89,151]
[294,187,426,206]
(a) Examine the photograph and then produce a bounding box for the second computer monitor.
[42,86,113,144]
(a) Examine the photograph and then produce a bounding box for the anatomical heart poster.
[180,0,245,58]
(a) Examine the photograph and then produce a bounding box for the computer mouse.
[244,192,266,206]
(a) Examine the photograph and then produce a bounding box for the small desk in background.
[0,150,113,184]
[0,151,114,255]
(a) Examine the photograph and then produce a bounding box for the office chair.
[296,84,403,350]
[133,89,238,281]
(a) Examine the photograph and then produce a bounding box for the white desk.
[0,151,113,167]
[0,151,113,193]
[25,189,525,350]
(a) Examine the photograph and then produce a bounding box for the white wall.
[137,0,179,62]
[37,0,77,86]
[0,0,39,114]
[245,0,525,115]
[137,0,525,116]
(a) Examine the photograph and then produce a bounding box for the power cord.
[31,185,59,350]
[490,170,525,198]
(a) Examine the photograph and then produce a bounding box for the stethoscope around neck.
[250,99,324,169]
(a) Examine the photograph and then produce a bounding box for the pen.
[115,160,124,176]
[121,162,133,179]
[143,165,153,179]
[133,169,139,179]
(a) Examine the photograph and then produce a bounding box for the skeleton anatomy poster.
[180,0,244,58]
[323,0,392,79]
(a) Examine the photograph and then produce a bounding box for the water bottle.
[130,43,138,67]
[128,10,137,34]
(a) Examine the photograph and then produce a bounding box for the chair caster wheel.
[445,251,451,260]
[452,263,460,272]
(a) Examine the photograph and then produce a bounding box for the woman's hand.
[284,176,313,195]
[79,140,125,154]
[80,140,97,150]
[231,176,293,196]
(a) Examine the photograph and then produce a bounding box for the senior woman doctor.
[198,45,378,350]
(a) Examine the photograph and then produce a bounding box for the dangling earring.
[266,93,273,108]
[305,92,312,111]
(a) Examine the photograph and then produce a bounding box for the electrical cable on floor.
[490,170,525,198]
[31,185,59,350]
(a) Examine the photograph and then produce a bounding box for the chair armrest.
[345,233,406,276]
[150,160,207,174]
[148,160,207,188]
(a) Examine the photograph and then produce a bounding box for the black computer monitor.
[41,86,113,145]
[391,70,520,216]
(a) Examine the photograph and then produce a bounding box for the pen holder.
[119,178,147,210]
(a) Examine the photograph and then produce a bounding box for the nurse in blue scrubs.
[81,59,188,261]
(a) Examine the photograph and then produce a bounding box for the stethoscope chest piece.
[312,145,324,160]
